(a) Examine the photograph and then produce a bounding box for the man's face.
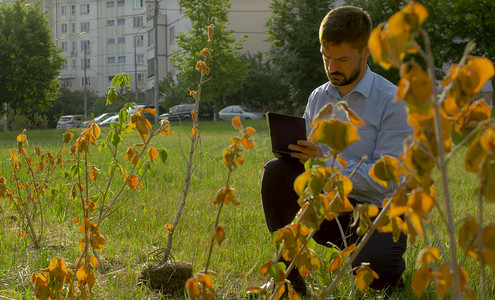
[320,42,368,87]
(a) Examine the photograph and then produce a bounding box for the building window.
[117,37,125,44]
[134,35,144,46]
[60,41,67,51]
[108,57,116,63]
[62,61,67,70]
[107,38,115,45]
[80,22,89,33]
[147,59,154,77]
[133,16,143,28]
[107,20,115,26]
[136,54,144,64]
[61,23,67,33]
[71,41,76,54]
[107,1,114,7]
[117,19,125,25]
[137,73,145,83]
[72,59,76,69]
[80,58,90,69]
[80,4,89,15]
[61,5,67,16]
[61,79,72,87]
[71,5,75,15]
[118,56,126,63]
[80,40,90,52]
[81,77,90,87]
[148,28,154,47]
[134,0,143,8]
[117,0,125,7]
[72,23,75,33]
[169,26,175,44]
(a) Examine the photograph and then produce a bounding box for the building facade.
[31,0,272,106]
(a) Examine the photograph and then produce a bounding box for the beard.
[326,57,362,87]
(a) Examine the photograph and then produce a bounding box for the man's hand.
[288,140,324,164]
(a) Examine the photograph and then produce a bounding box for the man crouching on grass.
[261,5,413,297]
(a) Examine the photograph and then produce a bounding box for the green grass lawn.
[0,119,494,299]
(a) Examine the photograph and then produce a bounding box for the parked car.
[158,103,214,122]
[82,112,117,127]
[218,105,265,121]
[98,115,120,127]
[56,115,84,129]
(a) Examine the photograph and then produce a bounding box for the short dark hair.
[319,6,372,50]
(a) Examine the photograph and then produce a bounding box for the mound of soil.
[139,260,193,293]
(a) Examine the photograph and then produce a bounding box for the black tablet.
[266,112,307,158]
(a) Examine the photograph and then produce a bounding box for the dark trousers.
[261,158,407,290]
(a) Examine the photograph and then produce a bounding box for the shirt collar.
[325,66,373,99]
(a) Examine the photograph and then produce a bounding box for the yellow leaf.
[288,284,302,300]
[369,156,400,188]
[89,166,99,181]
[480,126,495,154]
[198,273,214,290]
[232,116,242,130]
[465,136,487,173]
[327,254,343,272]
[396,62,433,115]
[339,102,365,126]
[245,126,256,135]
[412,267,432,298]
[192,126,198,138]
[213,226,225,246]
[125,147,135,162]
[241,135,255,149]
[148,147,158,162]
[89,255,98,268]
[144,108,157,117]
[458,216,479,257]
[126,175,138,190]
[416,247,440,265]
[355,265,379,291]
[18,230,26,238]
[63,131,74,144]
[466,57,495,94]
[129,112,151,142]
[164,224,174,234]
[274,283,286,300]
[186,278,200,299]
[200,47,210,57]
[341,244,356,256]
[90,232,106,250]
[207,24,214,42]
[308,120,360,153]
[294,171,311,196]
[311,103,334,125]
[408,189,435,216]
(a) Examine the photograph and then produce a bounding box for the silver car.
[56,115,84,129]
[218,105,265,121]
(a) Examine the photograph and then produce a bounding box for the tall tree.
[0,1,64,115]
[228,53,290,111]
[172,0,246,117]
[347,0,495,89]
[266,0,336,111]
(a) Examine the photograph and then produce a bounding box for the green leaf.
[111,131,122,147]
[70,164,81,178]
[158,149,168,163]
[98,141,107,153]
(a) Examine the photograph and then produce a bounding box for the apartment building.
[22,0,272,105]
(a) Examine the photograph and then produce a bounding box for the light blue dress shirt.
[303,66,413,207]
